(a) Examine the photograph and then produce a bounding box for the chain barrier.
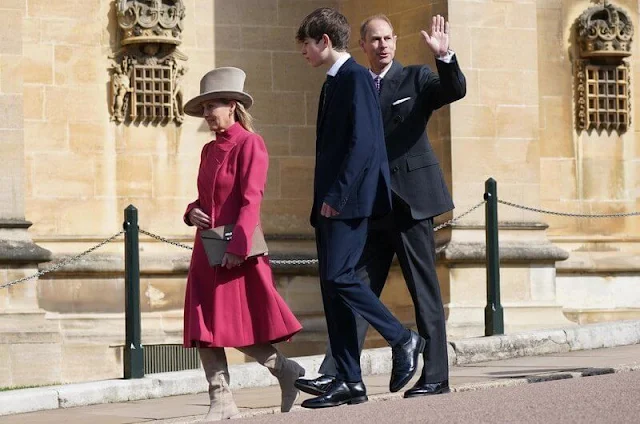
[498,199,640,218]
[139,228,319,266]
[271,258,319,266]
[139,228,193,250]
[1,202,491,289]
[0,230,125,290]
[15,198,624,288]
[433,200,486,231]
[138,201,487,266]
[139,229,320,266]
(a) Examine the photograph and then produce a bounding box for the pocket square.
[392,97,411,106]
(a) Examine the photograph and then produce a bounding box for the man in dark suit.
[295,14,466,398]
[295,8,426,409]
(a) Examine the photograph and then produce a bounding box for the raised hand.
[420,14,450,57]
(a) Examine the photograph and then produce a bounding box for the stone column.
[441,0,573,338]
[0,2,50,315]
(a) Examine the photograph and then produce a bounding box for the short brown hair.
[360,14,395,40]
[296,8,351,51]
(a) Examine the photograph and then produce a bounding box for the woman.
[182,67,304,421]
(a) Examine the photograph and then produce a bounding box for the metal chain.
[498,199,640,218]
[271,258,318,266]
[139,228,320,265]
[138,228,193,250]
[5,196,637,290]
[1,201,487,290]
[139,202,488,265]
[0,230,125,290]
[433,200,487,231]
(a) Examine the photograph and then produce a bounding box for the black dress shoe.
[294,374,336,396]
[301,380,368,409]
[404,379,450,398]
[389,330,426,392]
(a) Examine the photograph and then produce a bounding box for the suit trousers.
[315,216,407,383]
[318,209,449,383]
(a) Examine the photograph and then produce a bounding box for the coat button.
[393,115,404,124]
[392,166,399,173]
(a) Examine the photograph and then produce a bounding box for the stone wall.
[23,0,117,239]
[538,0,639,238]
[537,0,640,323]
[449,0,541,224]
[1,1,25,221]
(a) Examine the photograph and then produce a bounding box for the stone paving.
[3,343,639,424]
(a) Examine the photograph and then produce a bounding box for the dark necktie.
[320,75,334,119]
[374,75,382,95]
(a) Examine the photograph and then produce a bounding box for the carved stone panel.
[576,60,630,132]
[575,1,633,133]
[110,1,187,125]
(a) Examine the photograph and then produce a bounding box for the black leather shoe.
[404,379,450,398]
[294,374,336,396]
[389,330,426,392]
[301,380,368,409]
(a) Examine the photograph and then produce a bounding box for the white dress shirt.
[327,53,351,77]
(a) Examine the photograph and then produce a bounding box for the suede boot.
[198,347,240,421]
[238,344,306,412]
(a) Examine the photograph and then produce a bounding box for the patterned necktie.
[374,75,382,95]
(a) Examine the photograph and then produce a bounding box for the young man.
[295,8,425,408]
[296,14,467,398]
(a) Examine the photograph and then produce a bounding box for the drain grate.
[143,344,201,374]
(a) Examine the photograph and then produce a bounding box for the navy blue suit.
[312,57,405,383]
[311,59,392,225]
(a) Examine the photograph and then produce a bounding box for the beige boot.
[272,353,306,412]
[198,347,240,421]
[238,344,306,412]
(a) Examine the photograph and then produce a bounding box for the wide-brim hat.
[184,67,254,117]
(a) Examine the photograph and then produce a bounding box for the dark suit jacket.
[311,57,392,228]
[380,57,466,220]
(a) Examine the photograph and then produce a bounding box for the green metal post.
[484,178,504,336]
[124,205,144,379]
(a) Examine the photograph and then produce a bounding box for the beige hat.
[184,67,254,116]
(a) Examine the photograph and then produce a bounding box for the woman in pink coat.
[182,67,304,421]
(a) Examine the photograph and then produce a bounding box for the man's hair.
[360,14,395,40]
[296,8,350,51]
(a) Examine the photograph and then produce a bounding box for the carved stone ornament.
[577,0,633,58]
[575,60,630,132]
[575,1,633,134]
[110,1,187,125]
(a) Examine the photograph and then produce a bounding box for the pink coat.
[183,122,302,348]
